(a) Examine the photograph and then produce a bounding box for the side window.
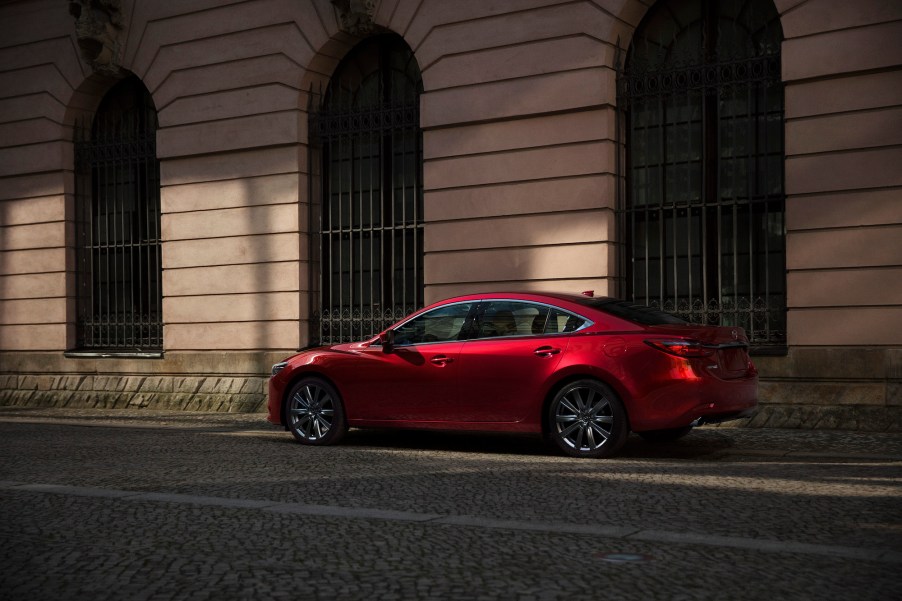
[475,301,550,339]
[545,309,587,334]
[393,303,474,346]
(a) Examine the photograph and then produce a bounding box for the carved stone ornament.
[331,0,377,35]
[69,0,124,74]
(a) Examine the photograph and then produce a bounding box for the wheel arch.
[279,369,346,427]
[540,369,634,436]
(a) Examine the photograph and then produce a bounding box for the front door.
[351,301,476,422]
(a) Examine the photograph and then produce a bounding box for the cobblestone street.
[1,407,900,600]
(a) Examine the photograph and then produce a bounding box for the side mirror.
[379,330,395,353]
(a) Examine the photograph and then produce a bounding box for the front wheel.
[547,379,628,458]
[285,377,347,446]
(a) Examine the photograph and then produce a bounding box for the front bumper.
[267,376,284,426]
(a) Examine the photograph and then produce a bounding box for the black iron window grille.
[308,35,424,345]
[73,76,162,351]
[617,0,786,350]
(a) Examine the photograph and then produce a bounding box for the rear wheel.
[547,379,628,458]
[637,426,693,443]
[285,377,347,446]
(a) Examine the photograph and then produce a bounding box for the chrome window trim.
[466,298,595,342]
[380,300,477,348]
[379,298,595,347]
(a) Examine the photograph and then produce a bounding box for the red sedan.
[267,292,758,458]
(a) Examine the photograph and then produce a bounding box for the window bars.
[308,35,424,345]
[74,77,163,351]
[617,0,787,349]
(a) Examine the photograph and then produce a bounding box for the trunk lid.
[646,324,753,379]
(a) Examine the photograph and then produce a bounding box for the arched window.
[309,34,423,344]
[73,76,162,351]
[618,0,785,348]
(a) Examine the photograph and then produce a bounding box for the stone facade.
[0,352,283,413]
[751,348,902,430]
[1,0,900,428]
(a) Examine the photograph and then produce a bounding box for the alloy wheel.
[554,386,614,452]
[548,379,627,458]
[288,382,336,442]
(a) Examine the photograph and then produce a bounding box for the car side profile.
[268,292,758,458]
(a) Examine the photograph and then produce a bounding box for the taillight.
[645,339,715,358]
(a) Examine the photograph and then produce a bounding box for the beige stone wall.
[762,0,902,426]
[0,0,900,425]
[0,0,634,356]
[779,0,902,347]
[140,0,330,353]
[0,0,74,353]
[0,0,347,357]
[417,1,634,302]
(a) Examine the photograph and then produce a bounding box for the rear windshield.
[577,298,688,326]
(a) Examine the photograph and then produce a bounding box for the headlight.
[271,361,288,377]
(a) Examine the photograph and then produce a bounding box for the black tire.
[637,426,693,443]
[285,377,347,446]
[546,379,628,458]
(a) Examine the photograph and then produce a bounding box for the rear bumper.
[629,373,758,432]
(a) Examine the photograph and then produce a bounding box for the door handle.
[430,355,454,366]
[534,346,561,357]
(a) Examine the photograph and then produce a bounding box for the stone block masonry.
[0,352,285,414]
[1,374,267,413]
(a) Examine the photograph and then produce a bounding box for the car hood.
[285,340,373,362]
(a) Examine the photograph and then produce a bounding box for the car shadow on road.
[340,428,549,456]
[338,428,737,460]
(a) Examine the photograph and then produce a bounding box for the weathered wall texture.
[416,0,636,301]
[752,0,902,428]
[780,0,902,347]
[0,0,900,427]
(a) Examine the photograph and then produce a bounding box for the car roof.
[435,291,613,305]
[426,292,688,328]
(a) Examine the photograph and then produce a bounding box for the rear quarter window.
[546,308,587,333]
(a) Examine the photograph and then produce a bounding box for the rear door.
[451,301,585,423]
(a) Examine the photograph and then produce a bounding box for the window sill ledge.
[64,351,164,359]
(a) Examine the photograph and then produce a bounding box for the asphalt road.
[1,407,901,601]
